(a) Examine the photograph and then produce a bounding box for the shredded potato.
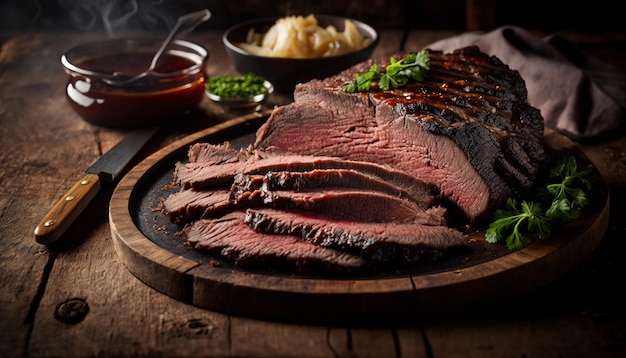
[237,14,372,58]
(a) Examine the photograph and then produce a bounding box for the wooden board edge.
[188,264,417,323]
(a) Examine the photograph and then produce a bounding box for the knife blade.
[34,126,159,244]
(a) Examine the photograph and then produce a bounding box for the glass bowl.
[205,79,274,111]
[61,38,208,128]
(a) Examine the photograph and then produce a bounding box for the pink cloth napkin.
[426,26,626,139]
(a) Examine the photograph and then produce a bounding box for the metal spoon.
[103,9,211,86]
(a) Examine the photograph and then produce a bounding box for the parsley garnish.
[544,154,592,221]
[485,151,594,250]
[341,51,430,93]
[206,73,268,98]
[485,198,551,250]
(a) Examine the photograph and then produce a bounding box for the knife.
[34,126,159,244]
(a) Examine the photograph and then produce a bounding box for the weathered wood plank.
[229,318,334,357]
[0,32,102,357]
[2,27,625,358]
[421,310,625,358]
[348,328,399,357]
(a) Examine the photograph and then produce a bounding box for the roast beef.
[162,189,233,223]
[253,46,546,223]
[244,208,466,263]
[231,169,436,208]
[185,211,366,272]
[164,177,446,225]
[160,46,545,273]
[187,142,246,164]
[174,144,439,207]
[236,187,446,224]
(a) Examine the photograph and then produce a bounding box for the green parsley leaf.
[485,198,549,250]
[486,151,594,250]
[341,51,430,93]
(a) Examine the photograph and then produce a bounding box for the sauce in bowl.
[62,39,208,128]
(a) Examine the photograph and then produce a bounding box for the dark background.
[0,0,623,34]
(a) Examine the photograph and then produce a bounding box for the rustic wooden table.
[1,28,625,357]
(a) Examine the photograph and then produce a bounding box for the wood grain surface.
[1,28,625,357]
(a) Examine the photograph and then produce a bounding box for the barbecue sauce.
[65,52,205,128]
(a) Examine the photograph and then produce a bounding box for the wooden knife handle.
[34,173,101,244]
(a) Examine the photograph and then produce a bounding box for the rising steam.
[57,0,177,35]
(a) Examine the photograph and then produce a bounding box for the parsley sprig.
[485,151,594,250]
[486,199,550,250]
[544,154,592,221]
[341,51,430,93]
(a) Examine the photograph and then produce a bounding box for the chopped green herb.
[206,73,268,98]
[485,150,594,250]
[341,51,430,93]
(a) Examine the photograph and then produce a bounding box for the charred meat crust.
[254,46,545,222]
[161,46,545,273]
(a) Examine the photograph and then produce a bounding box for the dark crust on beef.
[185,211,366,272]
[174,144,440,207]
[253,46,545,223]
[163,142,461,268]
[244,208,467,263]
[231,169,435,208]
[160,46,546,273]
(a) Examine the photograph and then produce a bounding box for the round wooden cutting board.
[109,112,609,324]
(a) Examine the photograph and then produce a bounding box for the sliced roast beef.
[253,46,545,223]
[162,189,233,223]
[167,185,445,225]
[159,46,546,273]
[244,208,466,263]
[239,187,444,223]
[187,142,247,164]
[230,169,438,208]
[185,211,366,272]
[174,144,439,207]
[165,161,444,225]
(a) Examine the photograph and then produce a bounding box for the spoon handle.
[149,9,212,70]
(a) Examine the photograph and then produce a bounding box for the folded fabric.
[425,26,626,139]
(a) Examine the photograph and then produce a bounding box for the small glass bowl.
[61,38,208,128]
[205,80,274,111]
